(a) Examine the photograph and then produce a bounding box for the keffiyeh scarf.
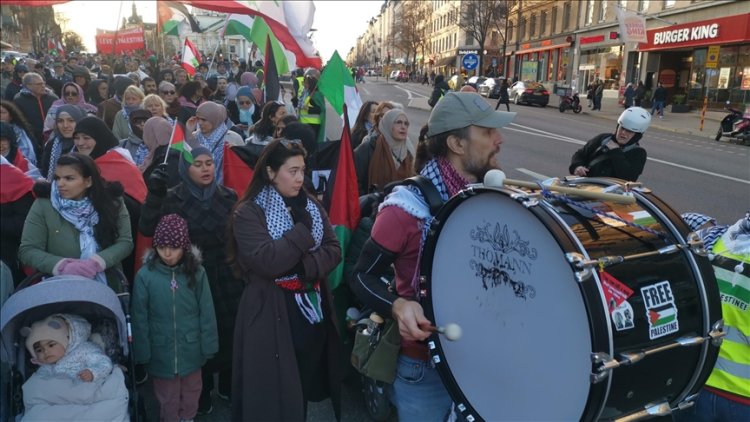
[51,183,107,284]
[196,125,228,184]
[255,186,325,323]
[46,136,75,182]
[133,143,149,167]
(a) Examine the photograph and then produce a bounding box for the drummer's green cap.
[427,92,516,137]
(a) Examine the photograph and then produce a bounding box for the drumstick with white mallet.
[425,323,463,341]
[483,169,635,205]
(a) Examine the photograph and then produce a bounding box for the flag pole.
[162,119,179,165]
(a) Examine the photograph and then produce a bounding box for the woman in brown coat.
[227,138,342,421]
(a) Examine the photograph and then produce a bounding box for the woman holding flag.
[139,135,241,413]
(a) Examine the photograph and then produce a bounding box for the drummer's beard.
[465,150,502,183]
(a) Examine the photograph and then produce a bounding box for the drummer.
[351,92,516,421]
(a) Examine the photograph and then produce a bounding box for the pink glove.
[58,259,101,279]
[55,258,77,275]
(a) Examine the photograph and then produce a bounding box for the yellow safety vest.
[296,76,304,98]
[299,95,321,125]
[705,237,750,399]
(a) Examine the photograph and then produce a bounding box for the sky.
[51,0,384,63]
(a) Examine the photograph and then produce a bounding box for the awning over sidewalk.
[436,56,455,67]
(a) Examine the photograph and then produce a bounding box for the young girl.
[131,214,218,422]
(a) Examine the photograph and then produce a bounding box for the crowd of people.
[1,49,746,422]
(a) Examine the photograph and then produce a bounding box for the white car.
[1,50,28,62]
[389,70,400,80]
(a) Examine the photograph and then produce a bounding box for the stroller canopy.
[0,276,128,364]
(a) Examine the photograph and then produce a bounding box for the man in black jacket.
[13,72,58,146]
[569,106,652,182]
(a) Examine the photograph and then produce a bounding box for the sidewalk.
[403,84,724,139]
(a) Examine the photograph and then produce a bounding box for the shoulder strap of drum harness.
[587,136,642,169]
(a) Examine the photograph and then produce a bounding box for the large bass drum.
[420,178,722,421]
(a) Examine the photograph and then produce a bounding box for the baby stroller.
[0,274,138,422]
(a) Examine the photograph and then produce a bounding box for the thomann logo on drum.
[640,281,679,340]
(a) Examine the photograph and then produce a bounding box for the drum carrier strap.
[384,175,444,216]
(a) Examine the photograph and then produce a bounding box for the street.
[199,78,749,422]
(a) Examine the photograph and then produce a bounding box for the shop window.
[541,11,547,36]
[718,46,738,67]
[530,14,536,38]
[563,2,571,30]
[586,0,595,26]
[551,7,557,34]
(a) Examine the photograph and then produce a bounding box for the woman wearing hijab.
[119,109,153,167]
[43,82,98,134]
[185,102,243,185]
[86,79,109,107]
[354,108,415,195]
[239,72,263,105]
[140,147,241,413]
[0,100,38,165]
[227,86,260,137]
[18,152,133,289]
[40,104,86,181]
[140,117,180,186]
[226,139,342,421]
[73,116,146,281]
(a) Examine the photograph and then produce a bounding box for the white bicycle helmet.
[617,107,651,133]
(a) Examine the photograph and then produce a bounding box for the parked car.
[388,70,400,80]
[0,50,28,62]
[478,77,507,99]
[464,76,487,89]
[509,81,550,107]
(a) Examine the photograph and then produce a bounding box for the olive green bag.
[351,319,401,384]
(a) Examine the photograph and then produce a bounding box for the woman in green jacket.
[18,153,133,288]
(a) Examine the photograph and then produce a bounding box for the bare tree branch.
[455,0,512,73]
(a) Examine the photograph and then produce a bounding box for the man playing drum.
[351,92,516,421]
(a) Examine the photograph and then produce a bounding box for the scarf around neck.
[196,125,228,184]
[50,182,107,284]
[254,185,325,323]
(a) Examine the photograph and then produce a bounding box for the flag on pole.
[47,39,57,56]
[158,1,202,36]
[318,51,363,127]
[326,104,361,291]
[167,123,192,163]
[264,35,281,104]
[56,38,65,57]
[180,39,201,76]
[222,14,290,75]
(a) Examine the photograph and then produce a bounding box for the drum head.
[423,189,595,421]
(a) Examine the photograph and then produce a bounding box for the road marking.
[516,168,551,180]
[395,85,428,99]
[507,124,750,185]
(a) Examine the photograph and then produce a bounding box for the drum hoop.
[580,177,721,409]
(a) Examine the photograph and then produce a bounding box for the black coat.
[353,134,377,195]
[0,192,34,284]
[13,90,58,144]
[428,80,450,108]
[569,133,647,182]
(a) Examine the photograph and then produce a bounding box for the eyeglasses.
[280,138,303,148]
[237,100,252,105]
[64,91,79,97]
[161,90,175,95]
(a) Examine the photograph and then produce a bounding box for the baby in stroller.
[19,312,129,421]
[24,313,112,383]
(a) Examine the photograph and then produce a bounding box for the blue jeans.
[390,354,453,421]
[672,389,750,422]
[651,100,665,116]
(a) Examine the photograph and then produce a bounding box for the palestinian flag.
[158,1,201,36]
[168,123,192,163]
[222,15,289,75]
[263,35,282,104]
[318,51,363,127]
[95,150,147,204]
[648,304,676,326]
[180,39,201,76]
[0,156,34,204]
[222,143,254,196]
[326,104,361,291]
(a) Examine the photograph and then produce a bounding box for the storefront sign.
[640,14,750,51]
[96,27,146,54]
[718,67,731,89]
[616,7,647,43]
[458,49,479,55]
[580,35,605,45]
[706,45,720,69]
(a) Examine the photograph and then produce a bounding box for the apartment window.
[638,0,649,11]
[664,0,676,7]
[540,11,547,36]
[453,33,457,48]
[551,7,557,33]
[586,0,595,26]
[508,20,514,42]
[491,30,499,45]
[598,1,607,22]
[563,2,571,30]
[466,31,474,45]
[530,14,536,38]
[519,17,526,40]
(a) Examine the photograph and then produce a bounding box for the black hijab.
[74,116,119,160]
